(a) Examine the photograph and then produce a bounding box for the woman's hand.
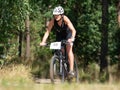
[67,37,75,43]
[40,42,46,46]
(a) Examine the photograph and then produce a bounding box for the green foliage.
[0,0,31,59]
[31,46,52,78]
[72,0,102,64]
[108,3,119,65]
[0,0,29,33]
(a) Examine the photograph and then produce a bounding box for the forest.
[0,0,120,84]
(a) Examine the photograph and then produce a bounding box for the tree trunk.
[99,0,109,82]
[25,15,30,60]
[117,1,120,27]
[117,0,120,74]
[18,31,22,57]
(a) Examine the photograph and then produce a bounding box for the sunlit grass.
[0,64,33,86]
[0,63,120,90]
[0,83,120,90]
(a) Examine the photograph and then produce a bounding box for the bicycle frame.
[53,40,69,77]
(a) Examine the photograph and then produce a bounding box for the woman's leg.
[66,44,74,72]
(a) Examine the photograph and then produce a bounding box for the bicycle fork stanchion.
[60,59,62,75]
[59,51,63,75]
[54,62,56,75]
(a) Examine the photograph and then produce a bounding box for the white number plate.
[50,42,61,50]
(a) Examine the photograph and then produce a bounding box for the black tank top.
[54,16,72,41]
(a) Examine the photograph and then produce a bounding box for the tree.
[25,0,30,60]
[99,0,109,82]
[116,0,120,71]
[117,0,120,27]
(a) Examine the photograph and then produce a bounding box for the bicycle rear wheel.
[50,55,65,83]
[73,59,79,83]
[67,59,79,83]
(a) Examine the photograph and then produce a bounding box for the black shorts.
[56,30,72,41]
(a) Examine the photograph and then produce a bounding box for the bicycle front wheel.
[50,55,64,83]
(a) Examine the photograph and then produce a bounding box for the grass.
[0,64,33,85]
[0,63,120,90]
[0,83,120,90]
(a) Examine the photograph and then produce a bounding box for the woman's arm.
[64,15,76,41]
[40,18,54,45]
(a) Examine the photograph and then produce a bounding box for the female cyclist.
[40,6,76,76]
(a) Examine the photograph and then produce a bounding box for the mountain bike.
[48,40,79,83]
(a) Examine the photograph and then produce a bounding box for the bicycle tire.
[73,59,79,83]
[50,56,79,83]
[50,55,65,83]
[64,59,79,83]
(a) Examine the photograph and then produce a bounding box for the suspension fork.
[59,44,67,74]
[64,44,68,61]
[64,44,69,72]
[59,50,63,74]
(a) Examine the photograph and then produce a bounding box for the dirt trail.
[34,78,61,84]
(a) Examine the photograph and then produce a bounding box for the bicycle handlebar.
[39,40,73,48]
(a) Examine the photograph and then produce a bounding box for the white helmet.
[53,6,64,15]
